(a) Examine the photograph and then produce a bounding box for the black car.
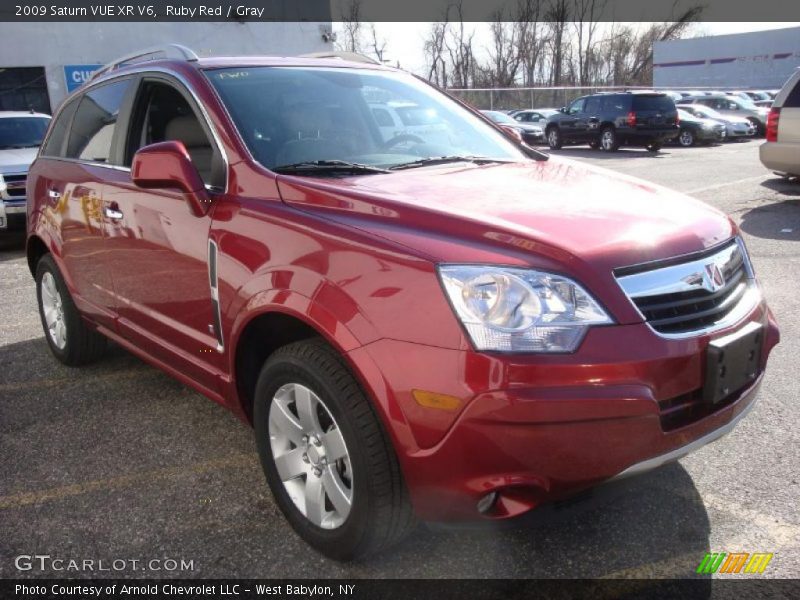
[545,92,679,152]
[672,108,726,146]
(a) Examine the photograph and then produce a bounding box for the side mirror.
[131,141,210,217]
[499,124,523,143]
[559,106,567,113]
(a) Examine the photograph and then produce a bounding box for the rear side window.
[783,78,800,108]
[632,95,675,112]
[66,79,131,163]
[41,98,79,157]
[601,95,627,112]
[584,97,601,113]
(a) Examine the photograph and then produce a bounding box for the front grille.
[616,240,753,336]
[2,173,27,198]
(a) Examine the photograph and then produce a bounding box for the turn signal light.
[412,389,462,411]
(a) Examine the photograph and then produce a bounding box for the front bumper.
[351,301,779,522]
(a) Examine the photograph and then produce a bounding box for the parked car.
[481,110,544,144]
[677,104,756,140]
[678,94,770,135]
[27,46,780,560]
[0,111,51,234]
[760,68,800,178]
[673,108,726,146]
[512,108,559,124]
[546,91,679,152]
[659,90,684,102]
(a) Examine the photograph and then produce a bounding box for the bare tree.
[545,0,571,86]
[424,20,449,87]
[336,0,363,54]
[516,0,546,86]
[368,24,388,63]
[572,0,606,85]
[444,1,476,87]
[478,9,524,87]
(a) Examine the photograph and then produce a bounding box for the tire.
[748,118,765,136]
[35,254,106,366]
[588,140,600,150]
[678,129,695,147]
[253,339,415,560]
[646,142,662,153]
[599,126,619,151]
[546,126,562,150]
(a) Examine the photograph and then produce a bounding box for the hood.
[276,157,734,275]
[0,147,38,173]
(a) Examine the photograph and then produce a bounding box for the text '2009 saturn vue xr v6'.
[26,46,779,560]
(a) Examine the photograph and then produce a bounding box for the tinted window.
[601,96,627,112]
[584,97,601,113]
[0,116,50,150]
[632,95,675,112]
[66,79,131,163]
[42,99,78,156]
[568,99,585,114]
[784,77,800,108]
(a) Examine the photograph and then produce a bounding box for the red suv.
[27,46,779,560]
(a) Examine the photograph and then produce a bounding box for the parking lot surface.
[1,140,798,579]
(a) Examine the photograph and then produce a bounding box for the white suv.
[0,111,51,233]
[760,69,800,179]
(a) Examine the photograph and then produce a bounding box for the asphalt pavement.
[1,139,798,579]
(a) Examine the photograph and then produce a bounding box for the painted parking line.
[0,453,256,510]
[685,174,770,195]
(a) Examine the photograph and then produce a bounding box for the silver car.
[679,94,770,135]
[760,69,800,178]
[677,103,755,140]
[0,111,51,234]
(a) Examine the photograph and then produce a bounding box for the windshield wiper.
[272,160,390,176]
[388,155,515,171]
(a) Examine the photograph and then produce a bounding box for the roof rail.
[298,51,380,65]
[90,44,199,81]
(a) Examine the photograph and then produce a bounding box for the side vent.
[208,239,224,351]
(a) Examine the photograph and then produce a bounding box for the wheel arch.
[26,234,50,277]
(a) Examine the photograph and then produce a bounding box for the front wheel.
[35,254,106,366]
[253,339,415,560]
[546,126,563,150]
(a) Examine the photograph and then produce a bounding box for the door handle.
[104,206,124,220]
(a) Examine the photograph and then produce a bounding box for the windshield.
[207,67,525,171]
[732,96,757,109]
[0,117,50,149]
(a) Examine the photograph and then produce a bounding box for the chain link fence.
[445,86,719,111]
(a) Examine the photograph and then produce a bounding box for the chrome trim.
[609,378,761,481]
[208,239,224,352]
[42,66,229,194]
[615,238,760,339]
[90,44,199,82]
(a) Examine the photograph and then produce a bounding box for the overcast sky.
[357,22,800,76]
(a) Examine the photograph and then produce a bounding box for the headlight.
[438,265,613,353]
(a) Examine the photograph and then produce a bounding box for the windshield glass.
[0,117,50,149]
[732,96,757,109]
[207,67,525,171]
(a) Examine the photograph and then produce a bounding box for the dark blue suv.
[546,92,679,152]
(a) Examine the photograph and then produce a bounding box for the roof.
[0,111,51,119]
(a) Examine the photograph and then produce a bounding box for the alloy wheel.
[679,130,694,146]
[268,383,352,529]
[41,272,67,350]
[601,129,615,150]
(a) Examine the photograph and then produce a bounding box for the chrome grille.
[2,173,27,198]
[616,240,756,336]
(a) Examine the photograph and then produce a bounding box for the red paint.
[27,56,780,522]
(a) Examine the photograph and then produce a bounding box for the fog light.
[477,491,498,514]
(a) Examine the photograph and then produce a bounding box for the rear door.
[582,96,602,136]
[31,79,134,330]
[632,94,678,129]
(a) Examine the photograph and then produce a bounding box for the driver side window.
[568,99,586,115]
[125,80,225,189]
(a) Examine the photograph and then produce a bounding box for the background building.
[0,20,333,114]
[654,26,800,89]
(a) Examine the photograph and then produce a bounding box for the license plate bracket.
[703,322,763,404]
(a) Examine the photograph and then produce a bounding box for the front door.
[100,76,227,392]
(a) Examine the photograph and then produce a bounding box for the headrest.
[165,115,209,148]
